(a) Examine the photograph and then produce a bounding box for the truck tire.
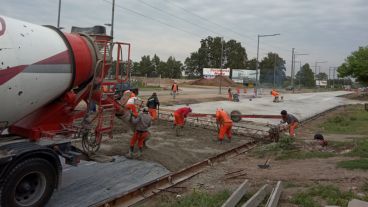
[0,158,57,207]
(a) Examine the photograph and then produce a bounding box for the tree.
[137,55,154,76]
[295,63,315,87]
[259,52,286,87]
[316,72,328,80]
[246,58,257,70]
[164,56,183,78]
[184,36,247,78]
[338,46,368,83]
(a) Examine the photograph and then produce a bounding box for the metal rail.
[93,140,258,207]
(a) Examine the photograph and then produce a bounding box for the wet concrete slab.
[164,91,365,124]
[47,157,169,207]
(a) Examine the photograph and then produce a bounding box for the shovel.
[257,158,271,169]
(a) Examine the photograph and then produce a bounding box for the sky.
[1,0,367,76]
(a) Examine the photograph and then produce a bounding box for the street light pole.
[255,33,280,96]
[219,37,224,94]
[273,53,277,88]
[57,0,61,29]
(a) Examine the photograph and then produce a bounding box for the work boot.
[137,148,143,158]
[227,138,232,143]
[218,140,223,144]
[127,147,134,159]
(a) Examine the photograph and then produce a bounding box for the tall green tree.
[338,46,368,83]
[259,52,286,86]
[296,63,315,87]
[165,56,183,78]
[316,72,328,80]
[246,58,257,70]
[137,55,154,76]
[184,36,247,78]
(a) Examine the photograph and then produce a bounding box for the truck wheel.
[0,158,57,207]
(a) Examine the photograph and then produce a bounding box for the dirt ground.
[97,119,253,171]
[139,104,368,206]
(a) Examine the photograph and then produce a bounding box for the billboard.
[232,69,260,83]
[316,80,328,86]
[203,68,230,79]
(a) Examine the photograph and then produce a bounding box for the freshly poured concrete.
[165,91,365,124]
[47,157,169,207]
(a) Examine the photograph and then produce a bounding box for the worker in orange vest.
[271,89,280,102]
[280,110,299,137]
[128,107,152,158]
[216,108,233,143]
[171,82,178,99]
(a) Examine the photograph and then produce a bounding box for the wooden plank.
[221,180,250,207]
[242,184,272,207]
[266,181,283,207]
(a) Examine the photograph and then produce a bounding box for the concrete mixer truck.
[0,16,132,207]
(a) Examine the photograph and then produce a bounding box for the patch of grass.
[158,190,230,207]
[337,159,368,170]
[291,185,356,207]
[276,150,335,160]
[252,136,336,160]
[321,106,368,134]
[290,192,320,207]
[347,139,368,158]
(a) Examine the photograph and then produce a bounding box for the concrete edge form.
[266,181,283,207]
[221,179,250,207]
[242,184,272,207]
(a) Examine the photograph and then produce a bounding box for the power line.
[136,0,223,37]
[165,0,292,53]
[102,0,201,38]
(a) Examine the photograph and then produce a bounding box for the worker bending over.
[128,107,152,158]
[280,110,299,137]
[173,106,192,134]
[216,108,233,143]
[126,96,141,117]
[146,92,160,121]
[271,89,280,102]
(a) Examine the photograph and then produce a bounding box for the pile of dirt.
[190,76,238,87]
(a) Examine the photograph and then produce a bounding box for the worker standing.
[280,110,299,137]
[216,108,233,143]
[171,82,178,99]
[146,92,160,121]
[128,107,152,158]
[228,88,233,101]
[173,106,192,136]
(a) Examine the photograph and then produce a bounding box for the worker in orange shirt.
[171,82,178,99]
[271,89,280,102]
[216,108,233,143]
[280,110,299,137]
[173,106,192,136]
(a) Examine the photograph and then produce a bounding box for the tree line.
[130,36,366,86]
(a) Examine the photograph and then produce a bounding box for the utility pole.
[57,0,61,29]
[291,48,295,89]
[110,0,115,38]
[255,33,280,96]
[219,37,224,94]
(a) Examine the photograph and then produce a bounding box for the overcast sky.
[1,0,367,75]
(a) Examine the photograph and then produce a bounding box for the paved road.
[164,91,365,124]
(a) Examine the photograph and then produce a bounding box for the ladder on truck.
[82,39,131,153]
